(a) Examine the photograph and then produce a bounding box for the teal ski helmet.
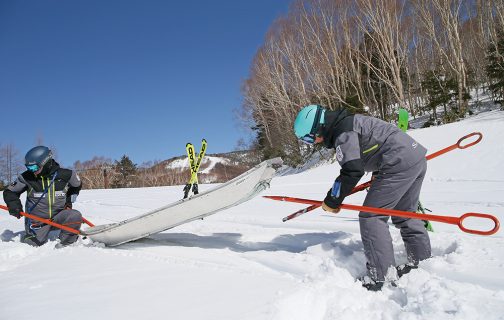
[293,105,325,144]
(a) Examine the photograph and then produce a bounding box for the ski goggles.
[25,151,52,173]
[299,106,324,145]
[26,164,40,172]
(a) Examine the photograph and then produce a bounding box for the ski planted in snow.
[183,139,207,199]
[398,108,409,132]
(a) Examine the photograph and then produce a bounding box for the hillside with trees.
[72,150,261,190]
[241,0,504,165]
[2,0,504,188]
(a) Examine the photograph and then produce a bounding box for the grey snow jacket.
[321,109,427,206]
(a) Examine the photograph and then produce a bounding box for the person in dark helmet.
[293,105,431,291]
[3,146,83,247]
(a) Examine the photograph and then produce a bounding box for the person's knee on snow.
[54,209,83,246]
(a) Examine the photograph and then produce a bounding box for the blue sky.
[0,0,291,167]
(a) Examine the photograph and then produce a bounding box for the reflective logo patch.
[336,145,344,162]
[412,142,418,149]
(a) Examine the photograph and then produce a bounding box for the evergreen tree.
[421,70,458,124]
[251,124,288,162]
[486,32,504,106]
[111,155,138,188]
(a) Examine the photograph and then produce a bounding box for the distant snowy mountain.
[165,155,231,172]
[159,150,262,183]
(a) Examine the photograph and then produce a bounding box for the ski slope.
[1,110,504,320]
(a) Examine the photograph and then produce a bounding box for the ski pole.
[272,132,484,221]
[1,204,84,235]
[281,204,320,222]
[263,196,500,236]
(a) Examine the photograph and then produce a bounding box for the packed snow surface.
[1,111,504,320]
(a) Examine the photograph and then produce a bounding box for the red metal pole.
[82,217,95,227]
[269,132,484,221]
[353,132,483,193]
[425,132,482,161]
[263,196,500,236]
[1,204,83,235]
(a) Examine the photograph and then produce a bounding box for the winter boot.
[22,234,45,247]
[183,184,191,199]
[358,276,396,291]
[396,262,419,278]
[192,183,199,195]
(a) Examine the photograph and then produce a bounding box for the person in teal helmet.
[293,105,431,291]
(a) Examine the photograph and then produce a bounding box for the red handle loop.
[458,212,500,236]
[456,132,483,149]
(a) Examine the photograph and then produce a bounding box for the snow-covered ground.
[1,111,503,320]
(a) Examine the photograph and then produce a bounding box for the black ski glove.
[8,207,22,219]
[322,189,341,213]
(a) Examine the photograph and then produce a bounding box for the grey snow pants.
[24,209,82,246]
[359,159,431,281]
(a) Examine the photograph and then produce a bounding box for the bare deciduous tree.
[241,0,500,164]
[0,144,23,184]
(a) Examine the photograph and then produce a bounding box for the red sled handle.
[457,212,500,236]
[340,203,500,236]
[263,196,500,236]
[426,132,482,160]
[353,132,484,192]
[82,217,95,227]
[457,132,483,149]
[266,132,486,224]
[0,204,92,235]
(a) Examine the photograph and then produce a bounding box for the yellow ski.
[183,139,207,198]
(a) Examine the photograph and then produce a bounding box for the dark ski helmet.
[293,105,325,144]
[25,146,53,173]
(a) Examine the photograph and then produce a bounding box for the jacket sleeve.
[3,176,28,213]
[332,131,365,206]
[65,170,82,206]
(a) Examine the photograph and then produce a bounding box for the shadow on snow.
[120,231,353,254]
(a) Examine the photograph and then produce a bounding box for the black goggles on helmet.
[300,106,324,145]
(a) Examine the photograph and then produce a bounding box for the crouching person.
[3,146,83,247]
